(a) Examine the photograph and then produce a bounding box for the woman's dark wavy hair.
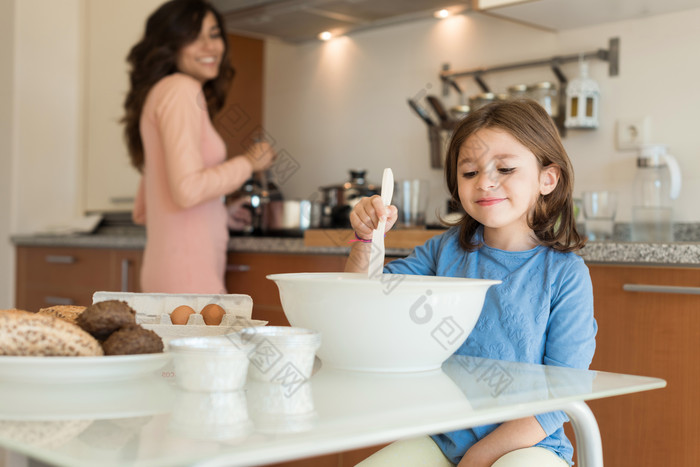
[122,0,234,172]
[443,99,586,252]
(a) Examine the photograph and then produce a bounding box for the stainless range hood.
[210,0,471,43]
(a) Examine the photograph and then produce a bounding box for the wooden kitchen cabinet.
[225,252,346,326]
[576,264,700,466]
[15,247,346,316]
[15,246,142,310]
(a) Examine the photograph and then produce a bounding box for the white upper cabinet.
[474,0,700,30]
[83,0,162,213]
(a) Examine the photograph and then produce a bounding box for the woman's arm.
[153,75,274,209]
[458,417,547,467]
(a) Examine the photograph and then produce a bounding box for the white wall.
[559,12,700,221]
[0,0,15,308]
[4,0,84,307]
[14,0,84,235]
[264,8,700,223]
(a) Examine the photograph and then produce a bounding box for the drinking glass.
[582,191,617,241]
[394,180,429,228]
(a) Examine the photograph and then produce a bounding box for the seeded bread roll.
[0,309,103,356]
[37,305,86,325]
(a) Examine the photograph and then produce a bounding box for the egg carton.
[92,291,267,347]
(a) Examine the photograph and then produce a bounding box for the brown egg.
[170,305,195,325]
[201,304,225,326]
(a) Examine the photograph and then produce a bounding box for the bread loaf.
[37,305,86,325]
[0,309,103,356]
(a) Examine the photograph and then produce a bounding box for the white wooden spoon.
[368,168,394,278]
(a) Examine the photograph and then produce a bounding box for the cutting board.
[303,229,445,249]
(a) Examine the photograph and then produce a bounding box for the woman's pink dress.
[133,73,253,294]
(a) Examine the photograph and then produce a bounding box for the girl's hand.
[349,195,398,241]
[244,141,276,172]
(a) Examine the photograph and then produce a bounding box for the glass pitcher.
[631,144,681,242]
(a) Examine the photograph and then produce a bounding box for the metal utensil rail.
[439,37,620,137]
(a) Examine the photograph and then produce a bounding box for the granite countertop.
[10,223,700,266]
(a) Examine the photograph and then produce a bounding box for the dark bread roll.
[102,324,164,355]
[77,300,136,340]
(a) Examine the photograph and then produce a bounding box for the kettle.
[631,144,681,242]
[226,171,283,235]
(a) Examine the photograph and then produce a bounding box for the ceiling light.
[318,31,333,41]
[434,9,450,19]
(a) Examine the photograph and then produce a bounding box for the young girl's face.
[457,127,559,240]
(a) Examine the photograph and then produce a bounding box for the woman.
[123,0,274,294]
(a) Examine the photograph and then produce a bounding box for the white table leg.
[563,401,603,467]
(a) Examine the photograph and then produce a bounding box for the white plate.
[0,375,175,420]
[0,353,172,384]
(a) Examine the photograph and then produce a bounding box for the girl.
[123,0,275,294]
[347,99,596,467]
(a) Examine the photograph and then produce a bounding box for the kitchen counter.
[10,223,700,266]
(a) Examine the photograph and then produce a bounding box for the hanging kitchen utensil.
[407,99,436,127]
[426,95,449,127]
[445,79,470,120]
[429,126,444,169]
[368,168,394,279]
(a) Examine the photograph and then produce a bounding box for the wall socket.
[616,117,650,150]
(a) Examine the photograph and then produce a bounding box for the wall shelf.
[439,37,619,136]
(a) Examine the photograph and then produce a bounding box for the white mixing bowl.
[267,273,500,372]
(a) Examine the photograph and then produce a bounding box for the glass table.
[0,355,665,467]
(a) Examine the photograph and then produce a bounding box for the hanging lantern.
[565,59,600,129]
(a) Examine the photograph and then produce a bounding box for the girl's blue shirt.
[383,226,597,465]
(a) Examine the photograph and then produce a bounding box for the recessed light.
[434,9,450,19]
[318,31,333,41]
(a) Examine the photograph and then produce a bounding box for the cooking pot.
[227,175,320,236]
[261,200,322,235]
[319,170,379,228]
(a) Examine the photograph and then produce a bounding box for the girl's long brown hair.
[443,99,586,252]
[122,0,234,172]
